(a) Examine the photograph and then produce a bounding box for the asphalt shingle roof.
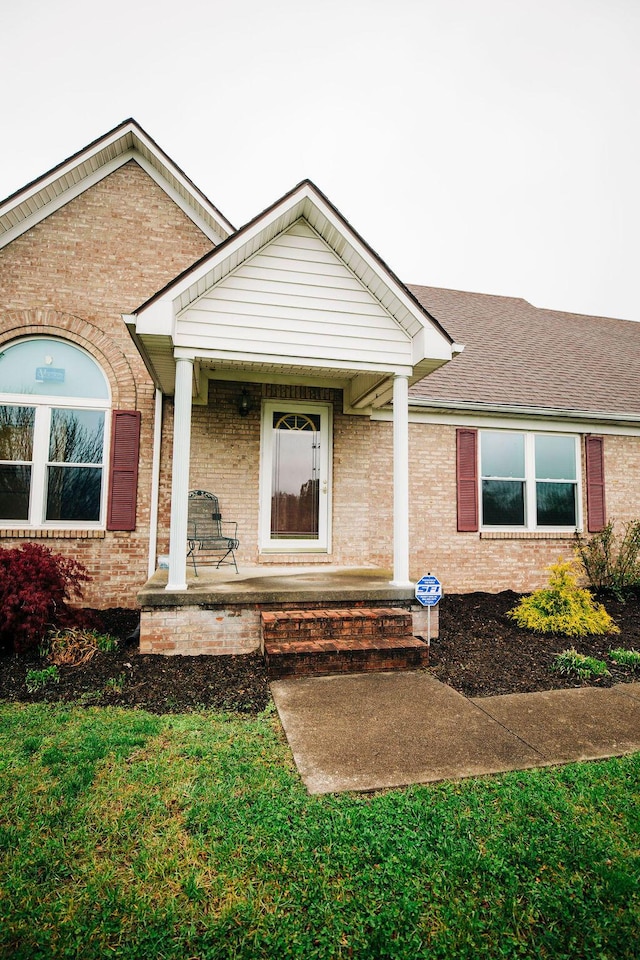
[408,285,640,418]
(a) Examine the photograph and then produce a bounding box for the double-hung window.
[0,338,110,527]
[480,431,579,530]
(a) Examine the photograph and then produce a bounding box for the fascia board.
[299,192,452,350]
[405,398,640,431]
[164,195,310,312]
[0,120,234,249]
[134,153,228,244]
[172,343,413,377]
[129,299,174,336]
[0,150,137,249]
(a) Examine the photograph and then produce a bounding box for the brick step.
[264,634,429,680]
[261,607,414,644]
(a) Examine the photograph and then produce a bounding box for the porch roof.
[125,181,461,409]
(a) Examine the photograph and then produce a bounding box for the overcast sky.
[2,0,639,321]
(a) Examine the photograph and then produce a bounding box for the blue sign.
[36,367,65,383]
[415,574,442,607]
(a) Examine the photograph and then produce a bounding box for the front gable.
[176,219,413,370]
[0,119,234,252]
[127,181,458,407]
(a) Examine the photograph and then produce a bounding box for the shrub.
[575,519,640,598]
[552,649,610,680]
[0,544,91,655]
[508,560,620,637]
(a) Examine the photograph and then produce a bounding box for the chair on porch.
[186,490,239,575]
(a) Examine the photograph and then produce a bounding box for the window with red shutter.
[585,435,606,533]
[107,410,141,531]
[456,428,479,532]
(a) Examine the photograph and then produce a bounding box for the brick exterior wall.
[0,161,214,607]
[3,160,639,615]
[177,394,640,596]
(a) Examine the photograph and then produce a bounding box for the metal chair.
[186,490,239,575]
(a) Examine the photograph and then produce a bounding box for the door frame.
[259,399,333,553]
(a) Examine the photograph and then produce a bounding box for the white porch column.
[166,357,194,591]
[391,373,412,587]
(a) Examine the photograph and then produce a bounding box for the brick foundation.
[139,598,437,657]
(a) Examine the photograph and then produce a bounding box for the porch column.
[391,373,412,587]
[166,357,194,591]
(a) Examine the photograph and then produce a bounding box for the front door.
[260,400,331,552]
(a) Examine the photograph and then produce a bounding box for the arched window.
[0,338,111,526]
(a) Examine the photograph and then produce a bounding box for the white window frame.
[0,336,111,529]
[479,430,582,532]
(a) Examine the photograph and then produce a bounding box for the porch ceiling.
[131,335,448,410]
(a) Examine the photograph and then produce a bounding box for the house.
[1,119,639,655]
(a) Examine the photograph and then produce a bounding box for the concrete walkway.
[270,672,640,794]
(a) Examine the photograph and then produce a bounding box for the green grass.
[1,703,639,959]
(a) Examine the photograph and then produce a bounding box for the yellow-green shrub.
[508,561,620,637]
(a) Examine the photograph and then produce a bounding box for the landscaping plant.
[610,648,640,670]
[575,519,640,598]
[0,543,91,655]
[508,560,619,637]
[24,665,60,693]
[46,628,119,666]
[551,649,610,681]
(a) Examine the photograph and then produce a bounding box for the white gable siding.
[174,221,413,370]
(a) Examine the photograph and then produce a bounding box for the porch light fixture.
[237,388,252,417]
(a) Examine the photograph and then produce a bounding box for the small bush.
[0,543,91,655]
[552,649,610,680]
[25,665,60,693]
[508,560,619,637]
[47,628,119,667]
[610,648,640,670]
[576,519,640,598]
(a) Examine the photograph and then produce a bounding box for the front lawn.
[1,702,638,959]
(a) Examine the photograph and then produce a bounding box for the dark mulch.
[1,593,639,714]
[432,589,640,697]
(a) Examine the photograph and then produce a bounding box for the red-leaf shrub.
[0,544,91,655]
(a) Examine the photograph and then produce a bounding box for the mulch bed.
[1,592,638,714]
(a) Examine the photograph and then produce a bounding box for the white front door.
[260,400,332,553]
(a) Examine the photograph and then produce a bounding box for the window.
[479,430,579,529]
[0,338,110,527]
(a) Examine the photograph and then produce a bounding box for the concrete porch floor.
[138,564,418,606]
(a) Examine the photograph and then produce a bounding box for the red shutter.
[457,428,479,532]
[585,435,606,533]
[107,410,141,531]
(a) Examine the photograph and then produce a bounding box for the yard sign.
[415,574,442,646]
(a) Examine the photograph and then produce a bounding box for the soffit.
[0,120,234,250]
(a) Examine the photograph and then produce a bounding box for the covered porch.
[125,181,458,655]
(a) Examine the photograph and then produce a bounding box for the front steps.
[262,607,429,680]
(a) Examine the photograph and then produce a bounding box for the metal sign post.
[414,574,443,646]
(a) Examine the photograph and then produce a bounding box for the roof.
[0,119,235,250]
[408,285,640,420]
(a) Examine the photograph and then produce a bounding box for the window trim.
[0,336,112,530]
[479,429,582,532]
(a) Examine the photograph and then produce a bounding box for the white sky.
[2,0,639,321]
